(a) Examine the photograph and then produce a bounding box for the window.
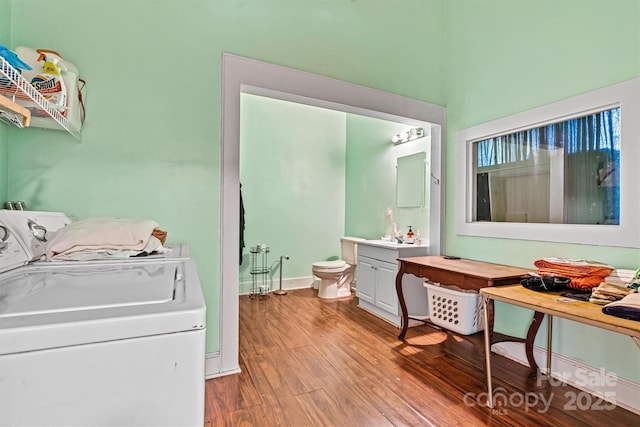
[456,77,640,248]
[474,107,620,225]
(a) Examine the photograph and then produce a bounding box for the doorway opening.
[214,53,446,377]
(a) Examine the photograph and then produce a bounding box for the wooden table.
[480,285,640,408]
[395,256,530,340]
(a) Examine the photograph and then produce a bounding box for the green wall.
[239,94,346,283]
[345,115,430,240]
[443,0,640,381]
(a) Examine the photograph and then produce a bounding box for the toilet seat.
[312,260,348,273]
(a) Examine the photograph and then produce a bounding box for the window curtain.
[476,108,620,224]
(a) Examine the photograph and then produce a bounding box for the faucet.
[395,235,404,244]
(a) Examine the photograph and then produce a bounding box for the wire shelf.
[0,56,81,140]
[249,245,270,298]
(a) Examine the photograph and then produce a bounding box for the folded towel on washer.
[602,293,640,321]
[45,217,160,260]
[48,235,171,261]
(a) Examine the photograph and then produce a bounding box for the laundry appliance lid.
[0,258,205,355]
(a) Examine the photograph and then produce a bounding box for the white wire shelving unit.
[0,56,81,140]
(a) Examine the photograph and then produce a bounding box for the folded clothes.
[602,293,640,321]
[152,228,167,245]
[607,269,637,279]
[590,296,615,305]
[603,277,633,287]
[49,235,170,261]
[561,291,591,301]
[534,258,613,292]
[535,258,614,270]
[591,282,636,300]
[46,217,160,260]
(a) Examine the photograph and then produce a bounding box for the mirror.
[396,151,426,208]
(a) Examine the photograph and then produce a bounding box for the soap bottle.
[406,226,415,244]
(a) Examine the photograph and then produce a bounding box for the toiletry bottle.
[406,226,415,244]
[416,229,422,245]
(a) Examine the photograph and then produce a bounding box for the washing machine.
[0,212,206,426]
[0,209,73,263]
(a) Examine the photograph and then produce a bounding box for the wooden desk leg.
[486,298,495,344]
[396,262,409,340]
[482,296,494,408]
[525,311,545,371]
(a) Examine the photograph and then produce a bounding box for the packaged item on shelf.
[15,48,69,111]
[0,44,31,92]
[13,46,85,133]
[31,54,67,111]
[0,44,31,71]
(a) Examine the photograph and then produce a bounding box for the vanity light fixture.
[392,127,424,145]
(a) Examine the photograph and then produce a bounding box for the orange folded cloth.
[533,258,613,292]
[152,228,167,245]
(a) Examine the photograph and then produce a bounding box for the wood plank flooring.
[204,288,639,426]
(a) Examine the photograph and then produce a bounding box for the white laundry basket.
[424,282,484,335]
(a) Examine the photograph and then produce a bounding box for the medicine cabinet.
[396,151,426,208]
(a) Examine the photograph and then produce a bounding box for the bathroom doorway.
[238,93,433,295]
[216,53,446,377]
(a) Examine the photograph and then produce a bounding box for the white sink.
[360,239,428,249]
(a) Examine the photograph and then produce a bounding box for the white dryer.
[0,210,72,262]
[0,215,206,426]
[0,215,31,273]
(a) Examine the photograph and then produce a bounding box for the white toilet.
[312,237,364,299]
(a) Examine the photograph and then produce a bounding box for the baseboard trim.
[492,342,640,415]
[239,276,314,296]
[204,352,240,379]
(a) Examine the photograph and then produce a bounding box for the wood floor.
[204,288,638,426]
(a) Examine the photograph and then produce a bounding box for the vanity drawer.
[358,244,399,264]
[358,243,430,264]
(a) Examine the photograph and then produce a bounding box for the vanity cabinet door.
[374,260,398,314]
[356,256,375,304]
[356,243,430,325]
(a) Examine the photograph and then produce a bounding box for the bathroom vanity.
[356,240,430,326]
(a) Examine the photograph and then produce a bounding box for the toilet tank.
[340,237,365,265]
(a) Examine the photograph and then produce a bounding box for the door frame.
[214,53,446,376]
